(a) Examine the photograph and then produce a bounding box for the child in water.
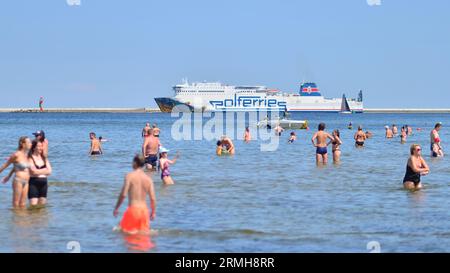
[288,132,297,143]
[159,147,179,185]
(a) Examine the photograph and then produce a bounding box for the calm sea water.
[0,112,449,253]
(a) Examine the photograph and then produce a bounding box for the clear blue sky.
[1,0,449,108]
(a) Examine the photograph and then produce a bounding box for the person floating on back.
[89,132,103,156]
[311,123,334,164]
[403,144,429,191]
[113,155,156,235]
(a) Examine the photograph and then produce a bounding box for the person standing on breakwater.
[152,124,160,138]
[430,123,444,157]
[403,144,429,191]
[159,147,179,185]
[244,127,251,143]
[0,137,32,208]
[354,126,366,147]
[142,132,161,171]
[28,140,52,207]
[39,97,44,112]
[89,132,103,156]
[332,130,342,163]
[142,123,151,138]
[114,155,156,234]
[33,130,48,157]
[311,123,334,164]
[385,126,394,138]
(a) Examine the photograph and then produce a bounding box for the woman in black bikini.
[403,144,429,191]
[28,140,52,206]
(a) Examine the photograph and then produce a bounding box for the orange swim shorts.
[120,205,150,234]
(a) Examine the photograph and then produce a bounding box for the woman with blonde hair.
[0,136,32,208]
[403,144,430,190]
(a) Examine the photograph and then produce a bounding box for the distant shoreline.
[1,108,450,114]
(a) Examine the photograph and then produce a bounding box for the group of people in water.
[0,119,445,237]
[309,122,443,191]
[0,131,51,208]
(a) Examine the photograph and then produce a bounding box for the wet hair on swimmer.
[216,140,222,146]
[133,154,146,168]
[318,123,325,131]
[410,144,421,155]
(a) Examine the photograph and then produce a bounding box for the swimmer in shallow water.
[28,140,52,207]
[392,124,398,136]
[159,147,179,185]
[274,124,284,136]
[385,126,394,139]
[354,126,366,147]
[331,129,342,163]
[311,123,334,164]
[89,132,103,156]
[113,155,156,235]
[244,127,251,143]
[288,132,297,143]
[403,144,429,191]
[220,136,235,155]
[0,136,32,208]
[142,123,151,138]
[400,126,407,143]
[430,123,444,157]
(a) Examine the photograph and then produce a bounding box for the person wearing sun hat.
[385,126,393,139]
[158,147,179,185]
[33,130,49,157]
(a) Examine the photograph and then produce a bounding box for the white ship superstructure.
[155,80,363,113]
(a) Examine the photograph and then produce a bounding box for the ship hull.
[154,97,194,113]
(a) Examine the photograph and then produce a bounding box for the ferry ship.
[154,80,363,113]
